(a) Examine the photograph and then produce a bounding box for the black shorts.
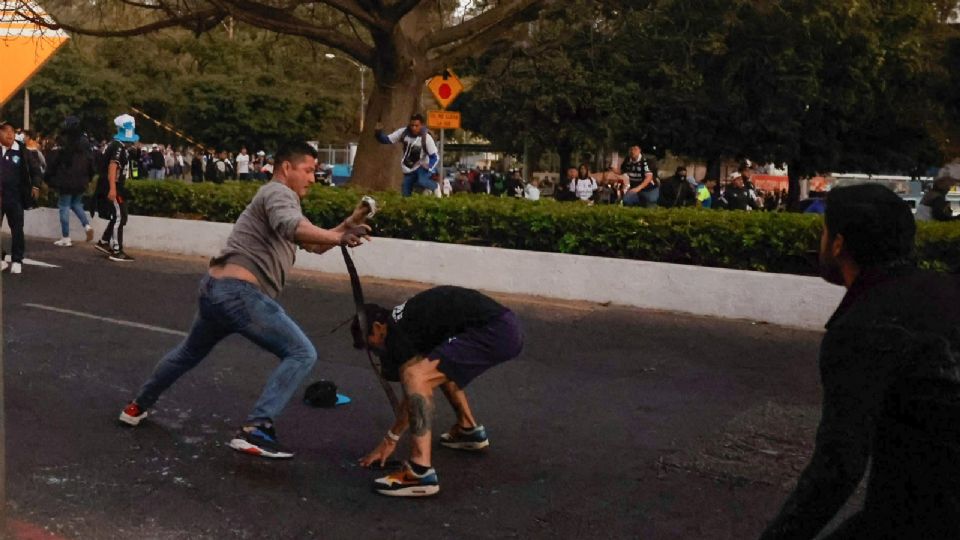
[431,311,523,389]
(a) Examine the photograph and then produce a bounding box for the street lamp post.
[325,53,367,133]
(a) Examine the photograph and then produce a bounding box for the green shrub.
[50,180,959,276]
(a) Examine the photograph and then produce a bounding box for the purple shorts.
[431,311,524,389]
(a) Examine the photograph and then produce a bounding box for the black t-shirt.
[97,141,129,197]
[379,286,507,381]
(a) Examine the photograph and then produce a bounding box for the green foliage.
[461,0,954,175]
[76,180,960,275]
[2,28,352,148]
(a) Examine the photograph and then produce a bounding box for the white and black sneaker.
[440,424,490,450]
[228,425,294,459]
[108,250,135,263]
[94,241,111,255]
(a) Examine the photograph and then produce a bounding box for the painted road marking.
[2,257,60,268]
[23,303,188,337]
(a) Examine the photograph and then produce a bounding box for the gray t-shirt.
[211,181,303,298]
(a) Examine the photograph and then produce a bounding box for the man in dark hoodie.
[0,121,42,274]
[760,184,960,539]
[46,116,96,247]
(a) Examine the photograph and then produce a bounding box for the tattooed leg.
[401,357,446,468]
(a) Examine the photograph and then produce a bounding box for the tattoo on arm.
[408,393,434,437]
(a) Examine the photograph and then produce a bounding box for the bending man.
[353,286,524,497]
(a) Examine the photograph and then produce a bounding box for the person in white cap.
[94,114,139,262]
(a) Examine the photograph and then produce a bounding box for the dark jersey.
[621,156,656,190]
[97,141,129,197]
[380,286,507,380]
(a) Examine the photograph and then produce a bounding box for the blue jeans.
[401,168,438,197]
[623,187,660,208]
[58,193,90,237]
[135,276,318,425]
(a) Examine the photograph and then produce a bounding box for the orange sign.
[427,69,463,109]
[751,174,789,192]
[427,110,461,130]
[0,1,69,105]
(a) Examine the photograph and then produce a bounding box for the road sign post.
[426,70,464,193]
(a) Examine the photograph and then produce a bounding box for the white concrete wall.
[22,208,844,330]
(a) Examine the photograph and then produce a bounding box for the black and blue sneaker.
[373,462,440,497]
[439,424,490,450]
[228,425,294,459]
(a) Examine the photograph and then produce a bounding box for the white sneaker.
[54,237,73,247]
[10,262,22,274]
[0,261,7,272]
[434,185,442,198]
[3,254,9,263]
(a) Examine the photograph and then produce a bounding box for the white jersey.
[387,128,438,174]
[236,153,250,174]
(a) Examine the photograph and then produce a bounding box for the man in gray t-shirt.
[118,142,371,459]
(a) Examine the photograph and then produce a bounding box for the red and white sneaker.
[119,402,148,426]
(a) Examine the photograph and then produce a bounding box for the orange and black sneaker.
[373,461,439,497]
[118,402,147,426]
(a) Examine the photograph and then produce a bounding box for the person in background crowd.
[506,171,525,199]
[164,147,175,178]
[261,157,274,178]
[915,173,959,222]
[659,166,697,208]
[620,145,658,208]
[204,149,219,182]
[697,178,717,209]
[191,149,204,182]
[173,151,185,180]
[572,164,599,203]
[525,177,541,201]
[23,130,46,176]
[554,167,579,202]
[719,173,760,211]
[0,121,42,274]
[149,145,165,180]
[236,147,251,181]
[45,116,95,247]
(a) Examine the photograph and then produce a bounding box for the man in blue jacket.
[375,113,439,197]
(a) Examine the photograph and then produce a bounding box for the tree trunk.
[350,71,425,191]
[350,6,433,192]
[787,160,801,211]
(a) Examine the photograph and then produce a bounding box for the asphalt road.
[2,238,827,539]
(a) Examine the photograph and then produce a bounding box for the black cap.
[303,380,341,408]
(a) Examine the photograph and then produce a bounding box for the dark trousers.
[101,199,128,252]
[1,200,25,262]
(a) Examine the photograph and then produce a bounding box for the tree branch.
[317,0,387,30]
[214,0,376,65]
[384,0,422,21]
[425,3,540,73]
[14,4,227,38]
[424,0,543,50]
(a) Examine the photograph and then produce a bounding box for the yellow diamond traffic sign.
[427,69,463,110]
[0,1,69,106]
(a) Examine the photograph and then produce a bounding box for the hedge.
[52,180,960,276]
